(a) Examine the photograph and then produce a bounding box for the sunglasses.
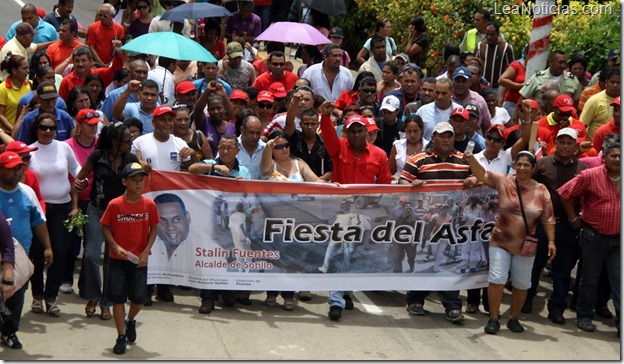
[271,62,285,67]
[486,134,503,143]
[258,103,273,109]
[273,143,290,150]
[172,104,189,111]
[38,125,57,132]
[80,112,98,121]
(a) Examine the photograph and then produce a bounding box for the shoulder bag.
[516,177,539,257]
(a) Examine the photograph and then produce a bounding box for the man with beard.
[303,44,354,102]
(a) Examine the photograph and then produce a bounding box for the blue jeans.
[1,285,26,336]
[544,222,579,314]
[576,225,620,322]
[328,290,352,308]
[78,202,112,307]
[502,101,517,124]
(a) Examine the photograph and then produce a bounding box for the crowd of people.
[0,0,620,356]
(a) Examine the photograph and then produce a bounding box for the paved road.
[0,0,621,360]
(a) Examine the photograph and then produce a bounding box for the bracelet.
[2,279,14,286]
[522,120,532,124]
[569,216,579,222]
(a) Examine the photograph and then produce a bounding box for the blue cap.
[453,66,472,79]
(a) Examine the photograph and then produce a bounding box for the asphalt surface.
[0,0,621,360]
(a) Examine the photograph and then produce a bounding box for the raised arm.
[463,150,490,185]
[260,136,277,176]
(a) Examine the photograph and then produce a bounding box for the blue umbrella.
[160,2,232,22]
[120,32,217,62]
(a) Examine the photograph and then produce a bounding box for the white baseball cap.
[380,95,400,112]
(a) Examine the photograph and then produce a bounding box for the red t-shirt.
[334,90,359,111]
[58,55,123,102]
[503,61,525,104]
[23,170,46,215]
[85,21,125,64]
[252,71,299,93]
[537,115,587,151]
[100,195,159,260]
[592,120,619,151]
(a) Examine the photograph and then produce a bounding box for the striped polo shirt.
[400,150,472,186]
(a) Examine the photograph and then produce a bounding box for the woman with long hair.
[172,103,213,161]
[67,86,108,136]
[126,0,153,38]
[84,74,106,110]
[389,114,427,180]
[0,54,31,133]
[296,45,323,78]
[498,45,528,125]
[405,16,430,68]
[71,123,139,319]
[28,113,81,318]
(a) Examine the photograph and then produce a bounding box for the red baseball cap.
[365,117,379,132]
[175,81,197,95]
[486,124,505,139]
[76,109,102,125]
[153,105,176,118]
[344,114,367,129]
[5,141,38,154]
[268,82,287,98]
[553,94,576,113]
[525,99,539,110]
[611,96,620,107]
[450,107,470,121]
[0,152,26,169]
[257,90,274,103]
[36,7,47,19]
[230,90,249,102]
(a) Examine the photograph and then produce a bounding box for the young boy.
[100,162,159,355]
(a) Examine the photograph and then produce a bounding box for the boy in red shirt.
[100,162,159,355]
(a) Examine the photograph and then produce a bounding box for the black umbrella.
[301,0,347,17]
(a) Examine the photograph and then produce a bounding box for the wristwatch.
[2,279,14,286]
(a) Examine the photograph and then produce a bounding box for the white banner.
[143,171,498,291]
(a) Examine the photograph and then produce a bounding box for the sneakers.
[343,294,354,310]
[446,309,465,322]
[328,306,343,321]
[406,303,425,315]
[125,319,137,343]
[113,335,128,355]
[318,266,328,273]
[577,319,596,332]
[506,318,525,333]
[59,283,73,294]
[298,291,312,301]
[484,318,500,334]
[199,301,215,314]
[1,333,23,349]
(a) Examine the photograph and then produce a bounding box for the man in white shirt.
[303,43,354,102]
[148,56,177,106]
[417,78,462,140]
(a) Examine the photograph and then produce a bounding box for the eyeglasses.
[271,62,285,67]
[218,146,237,151]
[273,143,290,150]
[21,155,31,162]
[258,103,273,109]
[38,125,57,132]
[486,134,503,143]
[359,88,376,94]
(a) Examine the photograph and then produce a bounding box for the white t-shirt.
[29,140,81,204]
[490,107,511,126]
[131,133,190,172]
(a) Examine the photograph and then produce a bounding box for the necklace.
[609,175,620,181]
